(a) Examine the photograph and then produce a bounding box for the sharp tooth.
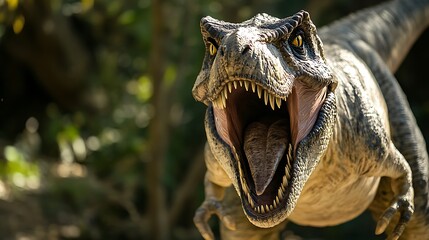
[254,207,258,213]
[228,82,233,93]
[281,182,286,192]
[285,166,290,179]
[270,205,273,211]
[242,179,247,193]
[257,86,262,98]
[217,98,223,109]
[269,94,275,110]
[278,188,284,200]
[221,94,226,108]
[264,91,269,105]
[257,206,261,213]
[261,206,265,213]
[287,144,293,166]
[244,81,249,91]
[233,81,238,89]
[251,83,256,92]
[282,175,287,186]
[276,196,280,205]
[265,205,270,212]
[239,81,243,87]
[273,200,277,208]
[248,194,255,208]
[243,180,249,194]
[224,87,228,99]
[238,163,243,176]
[276,97,282,109]
[233,146,239,160]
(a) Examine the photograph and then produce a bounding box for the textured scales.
[193,0,429,239]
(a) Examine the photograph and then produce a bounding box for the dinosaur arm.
[194,144,236,240]
[363,142,415,239]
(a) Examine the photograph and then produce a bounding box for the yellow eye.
[291,35,303,47]
[209,43,217,56]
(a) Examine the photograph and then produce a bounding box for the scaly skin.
[193,0,429,239]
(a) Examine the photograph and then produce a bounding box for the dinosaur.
[192,0,429,239]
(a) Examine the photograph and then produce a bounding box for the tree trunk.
[147,0,169,239]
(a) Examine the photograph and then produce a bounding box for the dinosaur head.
[193,11,337,228]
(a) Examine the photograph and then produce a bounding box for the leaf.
[12,15,25,34]
[136,75,153,102]
[118,10,136,25]
[81,0,94,12]
[163,65,177,87]
[6,0,18,11]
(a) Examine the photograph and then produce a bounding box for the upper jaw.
[206,39,296,102]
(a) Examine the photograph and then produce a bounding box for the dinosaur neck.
[320,0,429,72]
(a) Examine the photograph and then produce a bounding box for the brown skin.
[193,0,429,239]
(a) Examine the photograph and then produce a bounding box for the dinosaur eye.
[209,43,217,56]
[291,34,303,48]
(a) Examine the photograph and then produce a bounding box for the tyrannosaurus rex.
[192,0,429,239]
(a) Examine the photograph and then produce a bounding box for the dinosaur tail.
[321,0,429,72]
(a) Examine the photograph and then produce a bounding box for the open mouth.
[211,78,327,217]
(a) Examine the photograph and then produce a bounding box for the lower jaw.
[204,88,337,228]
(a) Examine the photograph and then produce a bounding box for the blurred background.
[0,0,427,239]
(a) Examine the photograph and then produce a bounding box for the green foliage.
[1,146,40,189]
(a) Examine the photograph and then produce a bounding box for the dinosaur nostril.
[242,44,252,55]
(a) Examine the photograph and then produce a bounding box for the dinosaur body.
[192,0,429,239]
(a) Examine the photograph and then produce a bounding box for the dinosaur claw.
[375,194,413,239]
[375,218,388,235]
[375,202,398,235]
[194,198,235,239]
[389,205,413,240]
[194,205,215,240]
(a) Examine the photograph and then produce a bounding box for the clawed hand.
[376,191,414,240]
[194,198,236,240]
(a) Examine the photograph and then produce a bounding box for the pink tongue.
[243,118,290,196]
